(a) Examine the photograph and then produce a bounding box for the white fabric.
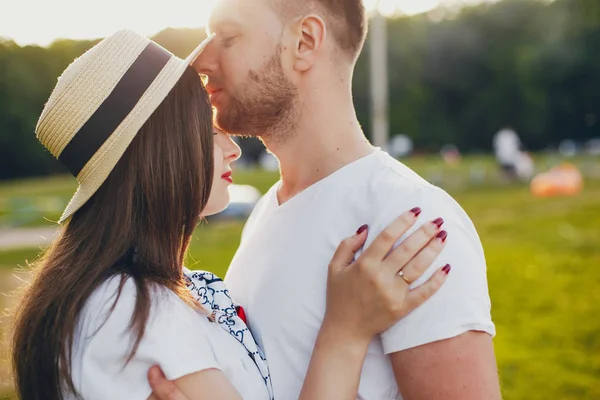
[225,149,495,400]
[67,275,270,400]
[183,268,274,398]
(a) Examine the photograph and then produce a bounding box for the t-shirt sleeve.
[79,279,220,399]
[367,185,496,354]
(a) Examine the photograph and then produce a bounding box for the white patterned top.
[184,268,274,399]
[67,273,271,400]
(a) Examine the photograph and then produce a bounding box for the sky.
[1,0,490,46]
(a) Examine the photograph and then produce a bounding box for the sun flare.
[364,0,441,15]
[0,0,219,46]
[2,0,457,46]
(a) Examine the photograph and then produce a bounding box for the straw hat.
[35,29,215,223]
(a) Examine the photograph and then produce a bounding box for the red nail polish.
[432,218,444,228]
[436,230,448,242]
[410,207,422,216]
[442,264,451,274]
[356,224,368,234]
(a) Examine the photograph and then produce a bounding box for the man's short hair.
[270,0,368,61]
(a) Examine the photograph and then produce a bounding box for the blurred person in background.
[493,126,523,180]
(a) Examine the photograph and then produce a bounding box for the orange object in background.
[530,163,584,197]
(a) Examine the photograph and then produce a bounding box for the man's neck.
[262,91,375,205]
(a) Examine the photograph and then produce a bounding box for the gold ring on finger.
[398,270,411,284]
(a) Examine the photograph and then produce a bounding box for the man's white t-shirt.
[67,275,270,400]
[225,149,495,400]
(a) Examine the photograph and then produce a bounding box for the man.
[151,0,501,398]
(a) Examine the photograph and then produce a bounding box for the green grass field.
[1,156,599,399]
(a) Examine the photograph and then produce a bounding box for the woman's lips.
[221,171,233,183]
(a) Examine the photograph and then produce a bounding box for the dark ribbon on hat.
[58,41,171,177]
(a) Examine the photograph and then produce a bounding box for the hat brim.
[58,34,216,224]
[185,33,215,66]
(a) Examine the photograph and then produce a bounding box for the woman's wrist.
[318,317,372,358]
[298,318,373,400]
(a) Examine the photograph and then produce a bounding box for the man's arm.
[391,331,501,399]
[368,187,501,399]
[147,369,243,400]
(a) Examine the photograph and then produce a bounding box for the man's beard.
[214,46,299,142]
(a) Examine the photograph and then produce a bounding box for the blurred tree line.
[0,0,599,179]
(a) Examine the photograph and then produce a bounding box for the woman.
[11,30,450,400]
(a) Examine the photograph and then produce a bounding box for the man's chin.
[214,113,243,136]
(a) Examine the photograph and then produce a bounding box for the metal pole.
[369,6,389,149]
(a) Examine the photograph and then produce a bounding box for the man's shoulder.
[371,152,431,185]
[362,152,452,208]
[361,153,474,232]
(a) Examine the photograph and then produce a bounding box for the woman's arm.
[296,320,370,400]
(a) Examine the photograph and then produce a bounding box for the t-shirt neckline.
[268,148,383,211]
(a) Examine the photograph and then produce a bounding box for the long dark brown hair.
[10,66,214,400]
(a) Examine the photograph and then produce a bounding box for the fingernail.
[356,224,368,234]
[436,230,448,242]
[432,217,444,228]
[442,264,451,274]
[410,207,422,217]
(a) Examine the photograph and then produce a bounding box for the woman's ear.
[292,14,327,72]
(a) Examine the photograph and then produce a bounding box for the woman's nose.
[224,135,242,162]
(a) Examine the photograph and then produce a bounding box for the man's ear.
[292,14,327,72]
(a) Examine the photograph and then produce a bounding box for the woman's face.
[202,127,242,216]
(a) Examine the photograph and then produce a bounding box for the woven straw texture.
[35,30,210,223]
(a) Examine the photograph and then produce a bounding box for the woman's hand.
[324,207,449,344]
[298,207,450,400]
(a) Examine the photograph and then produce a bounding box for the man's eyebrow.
[207,17,243,34]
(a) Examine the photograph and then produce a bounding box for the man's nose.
[192,39,218,75]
